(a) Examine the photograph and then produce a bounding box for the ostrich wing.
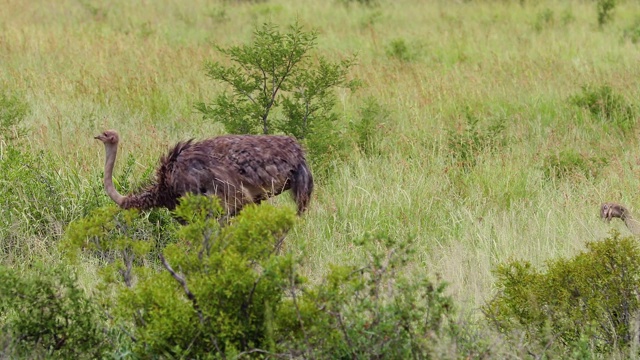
[160,135,306,207]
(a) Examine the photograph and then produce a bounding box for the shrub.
[623,17,640,44]
[65,195,297,357]
[570,84,636,131]
[349,96,389,155]
[541,149,607,181]
[533,8,555,33]
[63,195,472,358]
[484,233,640,355]
[0,263,109,358]
[279,233,458,359]
[597,0,617,27]
[196,21,360,170]
[446,109,507,170]
[386,38,417,62]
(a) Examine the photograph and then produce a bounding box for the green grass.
[3,0,640,356]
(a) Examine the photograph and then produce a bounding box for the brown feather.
[120,135,313,215]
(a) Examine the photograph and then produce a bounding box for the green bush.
[533,8,554,33]
[279,233,458,359]
[196,21,360,170]
[570,84,636,131]
[66,195,297,357]
[623,17,640,44]
[349,96,389,155]
[597,0,617,27]
[446,109,507,170]
[0,263,109,358]
[484,233,640,355]
[386,38,417,62]
[541,149,607,181]
[62,195,473,358]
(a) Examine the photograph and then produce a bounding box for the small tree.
[196,22,359,167]
[484,232,640,355]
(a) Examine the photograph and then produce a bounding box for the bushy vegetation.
[597,0,617,27]
[446,109,507,171]
[0,146,89,262]
[623,17,640,44]
[570,84,636,132]
[0,263,109,358]
[56,195,469,358]
[485,233,640,356]
[349,96,389,155]
[541,149,608,181]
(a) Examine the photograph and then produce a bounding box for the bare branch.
[159,253,206,326]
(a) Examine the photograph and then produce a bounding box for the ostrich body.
[600,202,640,235]
[95,130,313,216]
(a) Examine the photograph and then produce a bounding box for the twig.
[160,253,224,356]
[159,254,206,326]
[333,310,358,359]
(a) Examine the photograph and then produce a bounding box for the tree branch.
[159,254,206,326]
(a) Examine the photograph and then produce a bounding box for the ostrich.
[95,129,313,217]
[600,202,640,235]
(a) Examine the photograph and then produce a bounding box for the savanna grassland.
[3,0,640,358]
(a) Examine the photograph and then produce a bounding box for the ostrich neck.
[104,143,126,206]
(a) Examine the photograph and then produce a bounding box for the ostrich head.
[94,129,119,145]
[600,202,628,222]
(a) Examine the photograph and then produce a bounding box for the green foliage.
[196,21,359,169]
[65,195,296,357]
[533,8,554,32]
[349,96,389,155]
[570,84,636,132]
[61,195,470,358]
[446,109,507,170]
[561,7,576,26]
[0,263,108,358]
[63,204,177,287]
[541,149,607,181]
[279,233,458,359]
[0,91,28,141]
[0,145,106,263]
[484,233,640,354]
[386,38,417,62]
[597,0,617,27]
[623,17,640,44]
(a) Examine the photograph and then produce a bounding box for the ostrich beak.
[94,134,105,141]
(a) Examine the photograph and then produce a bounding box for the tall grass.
[2,0,640,345]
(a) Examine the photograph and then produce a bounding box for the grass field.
[2,0,640,357]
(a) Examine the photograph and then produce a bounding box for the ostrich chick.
[600,202,640,235]
[95,129,313,216]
